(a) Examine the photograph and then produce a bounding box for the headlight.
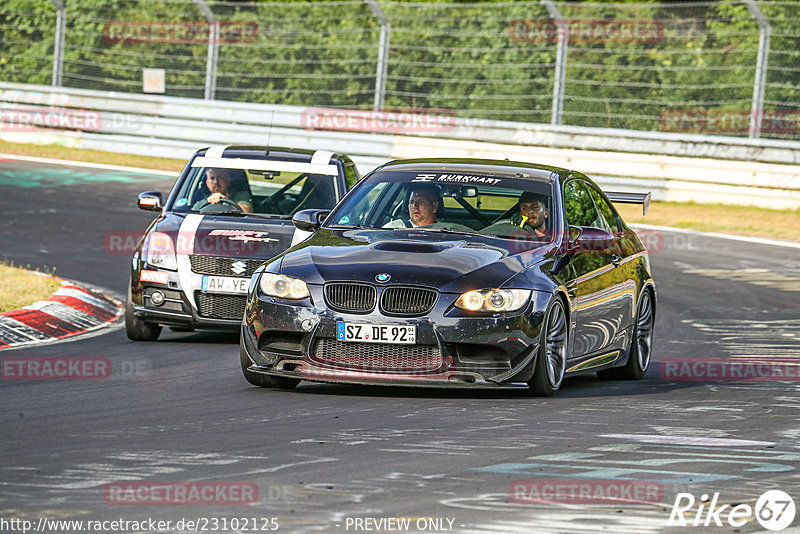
[143,231,177,271]
[454,289,530,313]
[259,273,310,300]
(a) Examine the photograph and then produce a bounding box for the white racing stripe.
[290,227,313,247]
[177,214,204,310]
[191,156,338,176]
[204,145,229,158]
[310,149,334,165]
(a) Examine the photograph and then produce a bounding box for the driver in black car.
[511,191,549,238]
[193,168,254,213]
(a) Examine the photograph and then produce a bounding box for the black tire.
[528,298,568,397]
[598,290,654,380]
[125,286,161,341]
[240,345,300,389]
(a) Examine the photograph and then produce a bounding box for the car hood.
[280,228,553,293]
[153,212,297,260]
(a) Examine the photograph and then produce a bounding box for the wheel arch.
[640,280,657,317]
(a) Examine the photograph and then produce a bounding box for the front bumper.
[131,267,247,330]
[241,286,551,388]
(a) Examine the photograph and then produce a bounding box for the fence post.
[194,0,218,100]
[364,0,390,111]
[49,0,66,87]
[542,0,568,125]
[744,0,771,139]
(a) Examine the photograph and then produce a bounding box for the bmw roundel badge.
[375,273,391,283]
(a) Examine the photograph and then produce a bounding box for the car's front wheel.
[528,298,568,397]
[240,344,300,389]
[124,285,161,341]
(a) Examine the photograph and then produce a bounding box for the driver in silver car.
[193,168,254,213]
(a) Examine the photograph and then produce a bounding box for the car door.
[562,179,631,361]
[585,184,637,340]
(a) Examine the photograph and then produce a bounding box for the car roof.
[376,158,570,183]
[199,145,351,165]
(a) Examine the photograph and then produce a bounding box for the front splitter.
[246,361,529,389]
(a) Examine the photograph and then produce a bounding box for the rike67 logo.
[668,490,796,531]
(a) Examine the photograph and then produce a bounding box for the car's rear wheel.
[528,298,568,397]
[599,290,654,380]
[240,345,300,389]
[125,285,161,341]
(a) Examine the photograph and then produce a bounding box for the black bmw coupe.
[240,158,655,396]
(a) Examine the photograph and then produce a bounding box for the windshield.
[325,170,555,243]
[170,165,340,216]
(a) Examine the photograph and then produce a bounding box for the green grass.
[0,262,60,313]
[0,140,184,172]
[616,201,800,243]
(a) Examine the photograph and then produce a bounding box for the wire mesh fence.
[1,0,798,140]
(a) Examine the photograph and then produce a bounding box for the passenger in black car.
[383,184,441,228]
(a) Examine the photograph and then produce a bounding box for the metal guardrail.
[1,82,799,209]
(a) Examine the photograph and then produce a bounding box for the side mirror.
[137,191,163,212]
[569,226,615,253]
[292,209,330,232]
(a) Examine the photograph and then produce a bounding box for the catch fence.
[1,0,799,140]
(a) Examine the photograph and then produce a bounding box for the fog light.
[150,290,165,306]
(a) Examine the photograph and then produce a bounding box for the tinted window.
[171,166,339,215]
[588,186,620,232]
[343,164,359,190]
[564,180,599,227]
[325,170,553,242]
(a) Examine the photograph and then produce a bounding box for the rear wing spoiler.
[606,191,651,216]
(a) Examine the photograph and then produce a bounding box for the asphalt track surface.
[1,158,800,534]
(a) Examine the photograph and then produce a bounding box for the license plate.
[337,322,416,344]
[201,275,249,294]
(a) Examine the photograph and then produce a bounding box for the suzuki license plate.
[201,276,248,294]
